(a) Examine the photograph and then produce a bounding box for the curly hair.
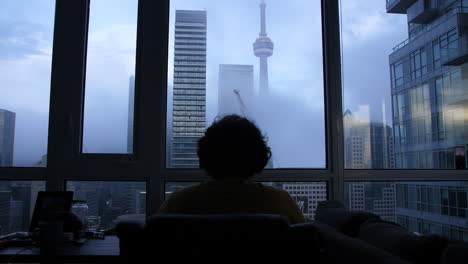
[197,115,272,179]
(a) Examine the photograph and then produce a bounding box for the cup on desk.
[86,216,101,233]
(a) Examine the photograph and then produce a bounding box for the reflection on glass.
[0,1,55,167]
[345,182,468,242]
[166,0,325,168]
[82,0,138,153]
[342,0,468,169]
[67,182,146,230]
[0,181,45,235]
[166,182,327,220]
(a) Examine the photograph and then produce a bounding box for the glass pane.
[67,181,146,230]
[0,1,55,167]
[166,0,325,168]
[0,181,45,235]
[345,182,468,242]
[82,0,138,153]
[166,181,327,221]
[341,1,468,169]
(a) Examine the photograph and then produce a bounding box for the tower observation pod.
[253,0,274,96]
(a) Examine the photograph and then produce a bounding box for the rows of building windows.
[410,48,427,80]
[174,78,206,84]
[175,28,206,33]
[396,183,468,218]
[397,215,468,241]
[173,116,205,121]
[174,72,206,78]
[173,127,205,133]
[175,50,206,55]
[174,56,206,61]
[394,148,466,169]
[173,105,205,111]
[175,39,206,44]
[173,111,205,117]
[173,121,205,127]
[174,61,206,67]
[174,44,206,50]
[173,100,206,105]
[175,34,206,39]
[174,67,206,72]
[174,22,205,27]
[173,95,206,101]
[391,28,459,90]
[174,89,205,96]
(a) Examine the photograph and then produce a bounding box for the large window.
[166,0,325,169]
[0,0,466,243]
[410,48,427,80]
[82,0,138,154]
[0,1,55,167]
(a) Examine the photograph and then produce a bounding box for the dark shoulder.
[168,183,202,199]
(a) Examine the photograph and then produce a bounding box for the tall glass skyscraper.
[388,0,468,169]
[0,109,15,167]
[387,0,468,240]
[170,10,207,168]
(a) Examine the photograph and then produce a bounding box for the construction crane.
[233,89,250,118]
[233,88,275,168]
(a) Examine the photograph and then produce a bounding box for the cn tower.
[253,0,274,96]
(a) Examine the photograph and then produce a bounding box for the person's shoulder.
[258,184,291,197]
[168,183,202,199]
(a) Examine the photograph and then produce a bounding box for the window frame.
[0,0,466,219]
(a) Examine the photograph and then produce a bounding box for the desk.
[0,235,119,263]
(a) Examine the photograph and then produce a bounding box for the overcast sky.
[0,0,408,167]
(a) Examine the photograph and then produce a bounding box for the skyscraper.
[388,0,468,169]
[387,0,468,240]
[127,75,135,153]
[253,0,274,96]
[0,109,15,167]
[170,10,207,168]
[343,110,393,169]
[217,64,254,117]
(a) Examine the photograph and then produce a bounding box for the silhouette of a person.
[158,114,305,224]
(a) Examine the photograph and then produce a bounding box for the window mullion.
[46,0,90,191]
[137,0,170,215]
[322,0,344,201]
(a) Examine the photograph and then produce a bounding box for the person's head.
[197,115,271,179]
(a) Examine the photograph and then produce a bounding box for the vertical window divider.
[137,0,170,215]
[322,0,345,202]
[47,0,90,191]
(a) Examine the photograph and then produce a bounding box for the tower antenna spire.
[253,0,274,96]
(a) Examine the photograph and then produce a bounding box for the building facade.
[388,0,468,169]
[282,183,327,220]
[170,10,207,168]
[387,0,468,240]
[343,110,394,169]
[0,109,15,167]
[217,64,254,117]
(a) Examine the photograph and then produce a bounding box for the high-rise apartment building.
[283,183,327,220]
[388,0,468,169]
[0,109,15,167]
[345,182,397,222]
[387,0,468,240]
[217,64,254,117]
[343,110,394,169]
[395,182,468,240]
[170,10,207,168]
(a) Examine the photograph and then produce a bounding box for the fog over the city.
[1,0,407,167]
